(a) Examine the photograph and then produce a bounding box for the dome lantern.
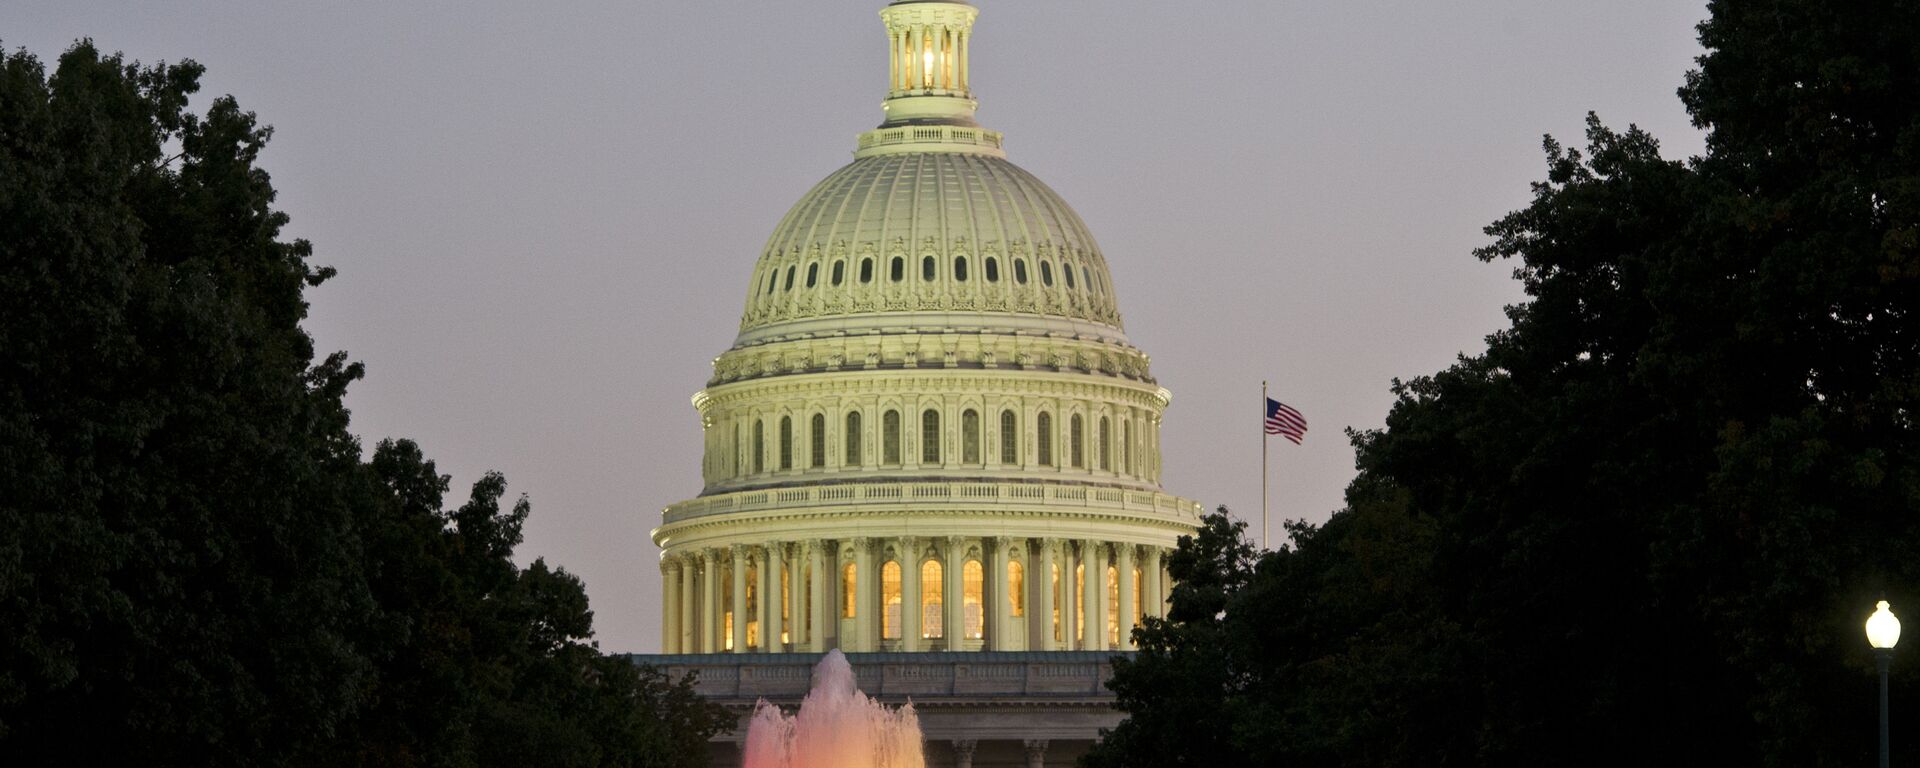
[860,0,1003,158]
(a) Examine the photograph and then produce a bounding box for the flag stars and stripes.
[1264,398,1307,445]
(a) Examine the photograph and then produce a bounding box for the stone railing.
[627,651,1124,703]
[857,125,1005,153]
[663,481,1201,525]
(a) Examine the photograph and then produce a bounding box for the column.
[756,549,771,652]
[854,538,876,651]
[944,536,964,649]
[990,536,1012,651]
[678,556,696,653]
[700,549,718,653]
[730,545,748,653]
[1061,540,1078,649]
[952,739,977,768]
[958,29,969,90]
[1081,539,1104,651]
[1116,544,1136,650]
[1143,546,1164,622]
[661,559,676,653]
[1034,539,1056,651]
[764,542,783,652]
[1023,740,1049,768]
[900,537,921,651]
[808,539,829,652]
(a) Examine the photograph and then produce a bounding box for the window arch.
[842,562,858,618]
[1099,416,1111,471]
[890,256,905,282]
[922,255,936,281]
[883,410,902,465]
[953,256,968,282]
[1070,413,1085,468]
[810,413,826,468]
[860,258,874,283]
[784,265,796,292]
[753,420,765,474]
[805,262,818,288]
[921,409,941,464]
[1000,410,1018,464]
[961,409,980,464]
[845,411,863,465]
[882,560,902,639]
[1014,259,1029,284]
[831,260,845,286]
[963,559,984,640]
[1008,559,1026,617]
[921,559,944,639]
[984,257,999,282]
[779,416,794,470]
[1040,261,1054,286]
[1037,412,1053,466]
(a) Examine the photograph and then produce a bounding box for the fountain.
[742,650,925,768]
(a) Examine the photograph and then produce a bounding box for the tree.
[1088,0,1920,764]
[0,42,727,766]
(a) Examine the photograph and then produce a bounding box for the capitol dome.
[653,0,1198,659]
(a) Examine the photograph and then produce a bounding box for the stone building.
[637,1,1200,764]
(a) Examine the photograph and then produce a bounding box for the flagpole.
[1261,380,1268,550]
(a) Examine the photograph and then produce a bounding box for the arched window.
[845,411,863,465]
[860,258,874,283]
[962,409,980,464]
[922,255,936,281]
[1083,266,1094,293]
[1099,416,1111,471]
[883,410,901,465]
[1107,565,1120,645]
[765,270,777,295]
[984,257,999,282]
[890,256,904,282]
[784,265,796,292]
[1000,410,1018,464]
[1037,412,1053,466]
[954,256,969,282]
[842,562,858,618]
[753,420,765,474]
[779,416,794,470]
[1070,414,1084,468]
[882,560,902,639]
[921,409,941,464]
[1040,261,1054,286]
[1014,259,1029,284]
[1064,263,1076,289]
[805,262,818,288]
[1008,559,1025,617]
[922,559,944,639]
[963,560,984,639]
[1123,420,1133,475]
[831,260,845,286]
[810,413,826,468]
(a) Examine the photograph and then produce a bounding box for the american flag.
[1264,397,1307,445]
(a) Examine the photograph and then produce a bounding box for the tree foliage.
[0,42,727,766]
[1088,0,1920,764]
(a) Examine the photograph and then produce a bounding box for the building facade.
[644,1,1199,764]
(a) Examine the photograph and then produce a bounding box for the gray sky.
[10,0,1709,653]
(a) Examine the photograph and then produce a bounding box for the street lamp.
[1866,600,1901,768]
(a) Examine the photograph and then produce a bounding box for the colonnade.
[659,536,1172,654]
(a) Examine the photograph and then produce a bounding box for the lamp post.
[1866,600,1902,768]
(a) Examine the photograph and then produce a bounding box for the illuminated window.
[922,559,944,639]
[882,560,902,639]
[922,255,936,281]
[1108,564,1120,645]
[961,409,980,465]
[922,409,941,464]
[842,562,858,618]
[1037,412,1053,466]
[810,413,826,468]
[1070,414,1084,468]
[831,260,845,286]
[883,410,901,464]
[954,256,968,282]
[963,559,984,639]
[1075,563,1085,644]
[1099,416,1111,471]
[780,564,792,644]
[860,258,873,284]
[753,420,765,474]
[845,411,862,465]
[1000,410,1018,464]
[1008,559,1025,617]
[806,263,818,288]
[985,257,999,282]
[780,416,793,471]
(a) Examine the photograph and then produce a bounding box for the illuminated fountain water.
[742,650,925,768]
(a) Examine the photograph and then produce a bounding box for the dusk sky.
[11,0,1710,652]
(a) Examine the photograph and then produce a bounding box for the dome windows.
[953,256,968,282]
[1064,263,1076,289]
[961,409,980,464]
[806,263,819,288]
[922,256,937,281]
[921,409,941,464]
[984,257,1000,283]
[890,257,905,282]
[1000,410,1018,464]
[765,271,778,295]
[1014,260,1029,284]
[883,410,902,464]
[784,266,797,292]
[831,260,845,286]
[845,411,863,465]
[1036,412,1053,466]
[860,258,874,284]
[1040,261,1054,287]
